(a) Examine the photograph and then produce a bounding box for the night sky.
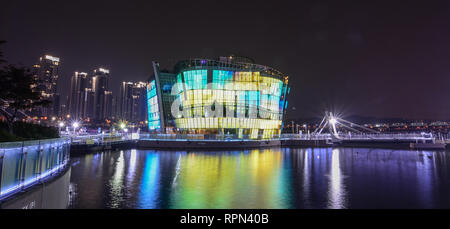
[1,0,450,120]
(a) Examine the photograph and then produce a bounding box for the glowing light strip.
[0,162,67,199]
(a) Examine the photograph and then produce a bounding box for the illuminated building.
[119,81,148,123]
[91,68,112,122]
[147,55,290,139]
[147,80,161,130]
[32,55,61,118]
[69,71,89,120]
[83,88,95,120]
[104,90,113,121]
[68,69,113,123]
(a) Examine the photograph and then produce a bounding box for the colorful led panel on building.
[149,56,289,139]
[147,80,161,130]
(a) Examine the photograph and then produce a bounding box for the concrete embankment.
[336,140,413,149]
[0,168,71,209]
[70,140,138,155]
[138,139,281,149]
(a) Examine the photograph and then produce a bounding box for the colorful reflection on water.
[169,149,292,209]
[69,148,450,209]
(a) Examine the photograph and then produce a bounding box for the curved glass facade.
[170,59,289,139]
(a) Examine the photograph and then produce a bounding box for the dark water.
[68,148,450,209]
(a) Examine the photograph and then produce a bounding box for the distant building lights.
[98,68,110,74]
[45,55,60,62]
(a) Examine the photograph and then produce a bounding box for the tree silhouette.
[0,47,52,134]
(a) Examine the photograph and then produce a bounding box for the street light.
[72,122,79,128]
[58,122,64,133]
[120,123,126,129]
[72,121,80,135]
[329,118,337,125]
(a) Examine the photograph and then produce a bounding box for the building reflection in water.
[169,148,291,209]
[67,147,450,209]
[138,153,160,208]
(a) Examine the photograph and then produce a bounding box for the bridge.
[63,112,447,152]
[286,112,446,149]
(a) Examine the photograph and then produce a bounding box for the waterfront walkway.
[65,132,446,152]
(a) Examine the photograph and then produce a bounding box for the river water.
[68,147,450,209]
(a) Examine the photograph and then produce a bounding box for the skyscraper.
[119,81,148,123]
[69,71,90,120]
[119,82,133,120]
[32,55,61,118]
[104,90,113,122]
[91,68,111,122]
[83,88,95,121]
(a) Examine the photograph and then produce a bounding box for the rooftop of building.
[93,68,110,74]
[172,56,287,79]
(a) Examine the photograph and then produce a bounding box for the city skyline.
[25,52,150,125]
[23,52,450,122]
[3,1,450,216]
[2,1,450,121]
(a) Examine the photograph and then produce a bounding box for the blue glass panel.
[0,147,23,195]
[23,145,39,184]
[147,80,161,130]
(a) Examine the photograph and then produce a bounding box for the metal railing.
[0,138,70,200]
[281,134,332,140]
[140,133,282,141]
[62,132,437,145]
[63,133,135,145]
[335,133,431,140]
[281,133,434,141]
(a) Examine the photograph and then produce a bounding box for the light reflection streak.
[109,151,125,208]
[416,151,434,208]
[327,148,346,209]
[126,149,137,183]
[303,149,311,208]
[172,154,182,188]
